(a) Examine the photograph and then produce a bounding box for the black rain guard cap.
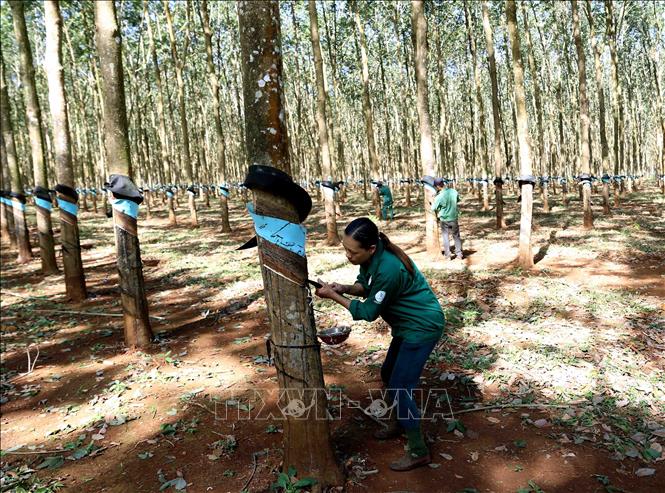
[54,184,78,201]
[107,174,143,205]
[242,165,312,222]
[420,175,436,187]
[33,186,51,202]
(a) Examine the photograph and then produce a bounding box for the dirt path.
[1,187,663,492]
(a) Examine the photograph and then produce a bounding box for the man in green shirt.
[377,181,394,221]
[431,178,463,260]
[315,218,444,471]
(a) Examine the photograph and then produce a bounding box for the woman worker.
[315,217,445,471]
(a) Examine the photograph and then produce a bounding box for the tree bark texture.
[572,0,594,229]
[465,2,490,212]
[200,0,231,233]
[481,1,506,229]
[353,4,381,217]
[0,54,32,262]
[45,0,87,301]
[585,0,611,214]
[0,137,17,247]
[238,2,342,488]
[507,0,534,269]
[95,0,152,348]
[412,0,440,254]
[309,0,340,246]
[163,0,197,226]
[10,0,58,274]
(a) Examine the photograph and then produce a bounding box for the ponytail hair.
[345,217,415,276]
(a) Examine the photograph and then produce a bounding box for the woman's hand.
[315,281,337,300]
[329,282,347,294]
[314,279,353,310]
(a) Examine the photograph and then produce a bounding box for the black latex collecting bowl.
[318,326,351,345]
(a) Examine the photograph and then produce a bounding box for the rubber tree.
[352,2,381,217]
[412,0,439,254]
[45,0,87,301]
[464,1,490,211]
[237,1,343,487]
[482,1,506,229]
[507,0,534,269]
[143,1,177,224]
[605,0,623,205]
[572,0,594,229]
[0,53,31,262]
[163,0,198,226]
[199,0,231,233]
[309,0,340,245]
[0,135,17,247]
[94,0,153,348]
[10,0,59,275]
[521,4,548,212]
[641,4,665,195]
[584,0,611,213]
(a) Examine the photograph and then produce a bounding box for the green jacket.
[431,187,459,222]
[378,185,393,206]
[348,240,445,343]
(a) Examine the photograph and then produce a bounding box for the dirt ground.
[1,183,664,493]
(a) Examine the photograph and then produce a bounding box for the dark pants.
[440,220,462,258]
[381,202,394,220]
[381,336,439,430]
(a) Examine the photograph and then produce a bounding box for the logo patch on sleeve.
[374,290,386,304]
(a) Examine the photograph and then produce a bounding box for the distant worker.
[377,181,394,221]
[432,178,463,260]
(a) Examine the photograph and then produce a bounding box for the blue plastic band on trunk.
[247,203,306,257]
[35,197,53,211]
[12,200,26,212]
[112,199,139,219]
[57,198,78,216]
[0,197,10,206]
[166,191,174,198]
[220,189,230,197]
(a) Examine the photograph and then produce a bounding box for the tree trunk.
[200,0,231,233]
[144,1,176,222]
[163,0,197,226]
[642,9,665,195]
[45,0,87,301]
[0,53,32,262]
[352,4,381,217]
[237,2,342,488]
[95,0,152,348]
[507,0,534,269]
[10,0,58,274]
[1,135,17,247]
[522,5,545,190]
[412,1,439,254]
[585,0,611,214]
[465,2,490,212]
[481,1,506,229]
[309,0,340,245]
[167,191,177,225]
[606,0,622,206]
[572,0,594,229]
